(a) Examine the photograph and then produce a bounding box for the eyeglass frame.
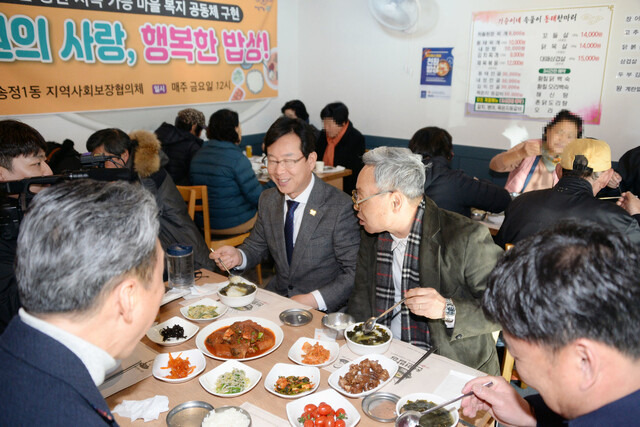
[262,155,306,170]
[351,189,392,210]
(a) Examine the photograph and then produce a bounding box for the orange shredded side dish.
[301,342,330,364]
[161,352,196,379]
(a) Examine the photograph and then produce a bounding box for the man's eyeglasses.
[351,189,392,210]
[263,155,305,170]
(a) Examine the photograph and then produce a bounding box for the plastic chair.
[175,186,196,221]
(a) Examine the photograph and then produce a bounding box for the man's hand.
[520,140,541,158]
[617,191,640,216]
[607,171,622,189]
[290,293,319,309]
[460,376,536,427]
[209,246,242,270]
[404,288,446,319]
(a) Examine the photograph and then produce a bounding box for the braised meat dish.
[338,358,389,394]
[204,320,275,359]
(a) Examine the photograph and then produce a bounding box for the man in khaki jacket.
[347,147,503,375]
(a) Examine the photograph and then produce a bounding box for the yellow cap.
[559,138,611,173]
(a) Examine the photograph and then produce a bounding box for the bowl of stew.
[344,322,392,355]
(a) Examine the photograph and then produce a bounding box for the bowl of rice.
[217,278,257,308]
[201,406,251,427]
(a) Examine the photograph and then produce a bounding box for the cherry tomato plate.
[286,388,360,426]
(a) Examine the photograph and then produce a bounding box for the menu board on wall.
[466,6,613,124]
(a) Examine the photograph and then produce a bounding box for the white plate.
[152,349,206,383]
[195,316,284,361]
[286,388,360,427]
[288,337,340,367]
[180,298,228,322]
[396,393,459,427]
[328,354,398,398]
[323,165,346,173]
[146,316,199,346]
[264,363,320,399]
[199,359,262,397]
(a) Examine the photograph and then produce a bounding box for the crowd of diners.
[0,103,638,424]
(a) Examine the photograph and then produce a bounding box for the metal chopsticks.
[395,346,437,384]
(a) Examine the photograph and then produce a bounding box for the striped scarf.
[375,200,431,349]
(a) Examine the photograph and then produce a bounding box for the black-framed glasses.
[262,155,305,170]
[351,189,392,210]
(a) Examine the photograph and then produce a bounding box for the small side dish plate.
[146,316,199,346]
[180,297,228,322]
[328,354,399,398]
[279,308,313,326]
[362,391,400,423]
[152,349,206,384]
[288,337,340,367]
[199,359,261,397]
[286,388,360,427]
[264,362,320,399]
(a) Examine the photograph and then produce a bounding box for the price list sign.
[466,6,613,124]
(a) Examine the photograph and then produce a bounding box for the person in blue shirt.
[190,109,270,234]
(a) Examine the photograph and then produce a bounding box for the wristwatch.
[443,298,456,327]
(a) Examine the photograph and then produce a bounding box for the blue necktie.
[284,200,299,264]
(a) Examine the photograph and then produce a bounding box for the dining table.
[105,270,491,427]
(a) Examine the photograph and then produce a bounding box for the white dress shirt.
[19,308,117,386]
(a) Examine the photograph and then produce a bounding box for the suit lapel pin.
[309,209,317,216]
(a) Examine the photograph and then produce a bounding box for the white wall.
[8,0,640,159]
[294,0,639,159]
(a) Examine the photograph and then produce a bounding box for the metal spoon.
[395,381,493,427]
[104,359,154,383]
[209,248,233,276]
[363,297,407,333]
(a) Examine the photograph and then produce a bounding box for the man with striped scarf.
[347,147,502,375]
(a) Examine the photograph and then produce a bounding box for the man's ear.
[113,278,137,324]
[574,338,600,391]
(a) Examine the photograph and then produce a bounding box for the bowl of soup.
[217,280,257,308]
[344,322,392,355]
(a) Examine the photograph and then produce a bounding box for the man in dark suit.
[0,180,164,425]
[347,147,502,374]
[211,117,359,311]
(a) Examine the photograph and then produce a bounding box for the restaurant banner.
[0,0,278,115]
[466,6,613,124]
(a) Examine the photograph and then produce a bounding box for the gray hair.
[16,180,160,315]
[362,147,425,199]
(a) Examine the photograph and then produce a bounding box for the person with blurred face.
[0,180,164,424]
[0,120,53,333]
[210,117,359,312]
[495,138,640,247]
[347,147,503,374]
[316,102,365,195]
[461,222,640,426]
[490,109,583,194]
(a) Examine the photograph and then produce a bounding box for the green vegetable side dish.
[219,283,256,297]
[401,399,454,427]
[346,323,391,345]
[274,375,314,395]
[215,368,250,394]
[187,305,219,319]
